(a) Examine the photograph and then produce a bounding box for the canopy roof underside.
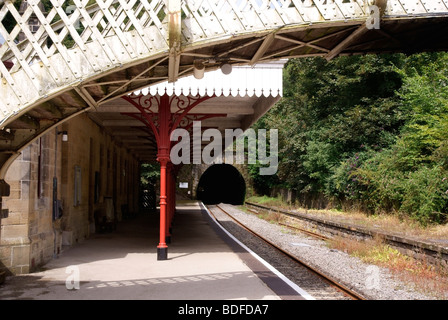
[87,62,284,162]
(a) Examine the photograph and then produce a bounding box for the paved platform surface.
[0,201,301,300]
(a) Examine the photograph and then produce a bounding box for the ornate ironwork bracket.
[121,93,225,148]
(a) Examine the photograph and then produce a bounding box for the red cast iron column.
[122,93,223,260]
[156,94,171,260]
[165,162,173,244]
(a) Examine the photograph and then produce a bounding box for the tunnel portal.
[197,164,246,205]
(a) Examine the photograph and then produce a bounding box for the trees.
[259,54,404,193]
[353,53,448,224]
[249,52,448,225]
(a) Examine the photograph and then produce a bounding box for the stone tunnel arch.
[196,164,246,205]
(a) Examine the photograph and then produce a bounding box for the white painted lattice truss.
[0,0,447,169]
[1,1,448,123]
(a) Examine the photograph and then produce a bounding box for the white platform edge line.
[200,202,315,300]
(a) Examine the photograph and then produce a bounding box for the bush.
[326,150,374,201]
[249,52,448,225]
[354,152,448,225]
[399,166,448,225]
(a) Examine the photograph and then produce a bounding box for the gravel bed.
[216,203,437,300]
[208,205,351,300]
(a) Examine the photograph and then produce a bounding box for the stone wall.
[0,131,62,274]
[176,163,250,202]
[1,145,34,274]
[0,114,140,275]
[176,164,210,200]
[59,113,140,248]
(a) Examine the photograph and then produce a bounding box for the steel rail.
[245,207,330,241]
[245,201,448,267]
[208,204,367,300]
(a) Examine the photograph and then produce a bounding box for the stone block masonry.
[0,114,140,275]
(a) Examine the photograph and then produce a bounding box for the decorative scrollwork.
[173,113,227,131]
[121,92,221,149]
[125,93,160,116]
[170,95,205,116]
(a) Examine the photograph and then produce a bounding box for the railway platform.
[0,201,304,300]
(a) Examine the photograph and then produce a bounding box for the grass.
[246,195,286,207]
[260,211,284,224]
[328,236,448,299]
[245,194,448,299]
[246,195,448,243]
[240,203,284,224]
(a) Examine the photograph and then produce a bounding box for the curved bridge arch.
[0,0,447,173]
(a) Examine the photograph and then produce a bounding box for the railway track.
[245,207,330,242]
[205,203,367,300]
[245,201,448,268]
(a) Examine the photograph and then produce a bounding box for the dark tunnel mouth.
[196,164,246,205]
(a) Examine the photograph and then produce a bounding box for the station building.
[0,62,284,275]
[0,113,140,274]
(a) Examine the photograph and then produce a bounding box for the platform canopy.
[87,60,285,162]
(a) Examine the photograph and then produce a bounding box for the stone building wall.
[176,164,210,200]
[0,113,140,275]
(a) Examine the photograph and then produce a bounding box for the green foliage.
[247,161,279,195]
[246,121,280,195]
[249,52,448,225]
[261,54,404,193]
[140,163,160,188]
[351,52,448,224]
[326,148,375,202]
[246,195,284,207]
[400,166,448,225]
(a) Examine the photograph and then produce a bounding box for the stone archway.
[197,164,246,205]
